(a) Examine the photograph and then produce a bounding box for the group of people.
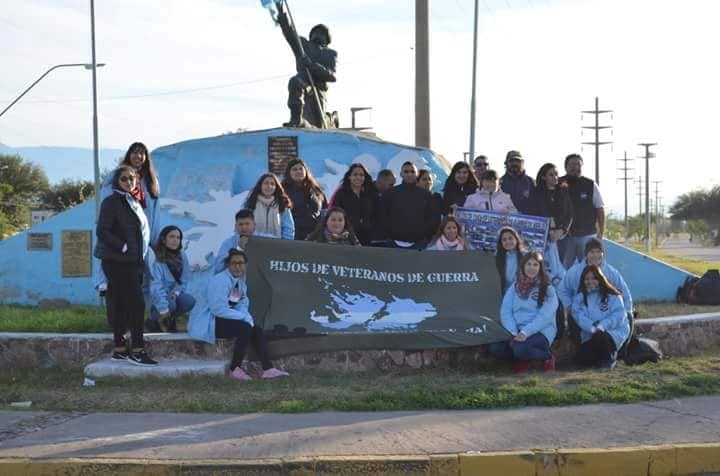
[95,142,631,378]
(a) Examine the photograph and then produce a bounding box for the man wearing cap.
[500,150,535,215]
[560,153,605,269]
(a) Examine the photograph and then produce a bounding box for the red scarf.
[514,274,539,299]
[130,170,146,208]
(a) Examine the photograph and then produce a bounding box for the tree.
[0,154,50,237]
[670,186,720,227]
[41,179,95,212]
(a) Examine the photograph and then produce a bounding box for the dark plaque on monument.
[268,136,298,175]
[27,232,53,251]
[61,230,92,278]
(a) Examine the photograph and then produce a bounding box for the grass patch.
[625,241,716,276]
[0,304,109,333]
[636,301,720,318]
[2,355,720,414]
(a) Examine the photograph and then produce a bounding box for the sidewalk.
[1,396,719,474]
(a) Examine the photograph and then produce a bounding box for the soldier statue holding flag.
[262,0,338,129]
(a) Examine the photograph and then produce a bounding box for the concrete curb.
[1,443,719,475]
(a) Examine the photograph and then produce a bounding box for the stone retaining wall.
[2,313,718,371]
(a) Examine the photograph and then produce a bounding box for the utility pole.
[468,0,479,163]
[581,96,613,185]
[415,0,430,148]
[635,176,643,217]
[638,143,657,252]
[653,180,662,248]
[617,151,633,241]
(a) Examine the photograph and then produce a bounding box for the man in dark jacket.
[277,2,337,128]
[382,162,438,249]
[500,150,535,214]
[559,153,605,269]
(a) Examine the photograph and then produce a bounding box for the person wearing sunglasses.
[96,165,157,366]
[473,155,490,184]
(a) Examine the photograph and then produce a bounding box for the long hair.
[495,226,525,292]
[340,163,376,193]
[443,162,479,192]
[111,165,137,190]
[121,142,159,198]
[579,264,622,306]
[245,173,292,212]
[429,216,467,247]
[281,158,326,201]
[535,163,557,191]
[518,251,551,307]
[307,206,358,241]
[154,225,183,262]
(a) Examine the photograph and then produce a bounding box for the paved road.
[661,235,720,264]
[1,396,719,460]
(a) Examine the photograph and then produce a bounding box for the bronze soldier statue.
[276,1,337,128]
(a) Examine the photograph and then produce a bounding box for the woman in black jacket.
[441,162,478,215]
[329,163,378,245]
[281,158,327,240]
[306,207,361,245]
[96,165,156,366]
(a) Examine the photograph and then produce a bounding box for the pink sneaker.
[261,368,289,379]
[230,367,252,381]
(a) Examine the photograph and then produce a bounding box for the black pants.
[215,318,273,370]
[577,330,617,367]
[102,260,145,349]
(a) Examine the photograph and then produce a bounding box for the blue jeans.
[150,292,196,321]
[489,333,551,361]
[561,234,597,270]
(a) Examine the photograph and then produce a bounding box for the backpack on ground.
[691,269,720,305]
[676,276,700,303]
[622,336,663,365]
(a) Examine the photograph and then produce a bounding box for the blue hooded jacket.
[558,260,633,313]
[571,291,630,349]
[500,283,558,344]
[150,251,191,314]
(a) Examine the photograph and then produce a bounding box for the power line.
[616,151,633,240]
[581,96,613,185]
[638,142,658,252]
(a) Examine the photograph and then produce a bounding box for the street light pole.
[90,0,101,220]
[0,63,105,119]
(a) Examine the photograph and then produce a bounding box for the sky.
[1,0,719,217]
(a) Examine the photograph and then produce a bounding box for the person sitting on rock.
[571,264,630,369]
[488,251,558,373]
[188,249,289,381]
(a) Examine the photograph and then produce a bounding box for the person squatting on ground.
[426,216,472,251]
[442,162,478,215]
[571,265,630,369]
[149,225,196,333]
[189,249,289,381]
[244,172,295,240]
[495,226,526,295]
[463,169,518,214]
[329,163,378,246]
[96,165,157,366]
[282,158,327,240]
[306,206,361,245]
[489,251,558,373]
[94,142,160,296]
[214,209,275,274]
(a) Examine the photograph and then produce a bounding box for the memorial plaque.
[27,232,53,251]
[267,136,298,176]
[61,230,92,278]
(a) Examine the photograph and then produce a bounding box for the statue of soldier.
[276,2,337,128]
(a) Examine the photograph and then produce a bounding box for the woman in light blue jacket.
[571,264,630,369]
[494,227,525,296]
[150,226,195,332]
[489,251,559,373]
[188,249,289,381]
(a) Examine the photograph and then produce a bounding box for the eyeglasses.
[119,175,136,183]
[228,260,246,267]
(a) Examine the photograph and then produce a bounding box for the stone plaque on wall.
[61,230,92,278]
[27,232,53,251]
[267,136,298,176]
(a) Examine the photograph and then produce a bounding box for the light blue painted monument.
[0,128,451,305]
[0,127,694,305]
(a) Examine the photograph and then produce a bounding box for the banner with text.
[245,237,507,356]
[454,208,550,253]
